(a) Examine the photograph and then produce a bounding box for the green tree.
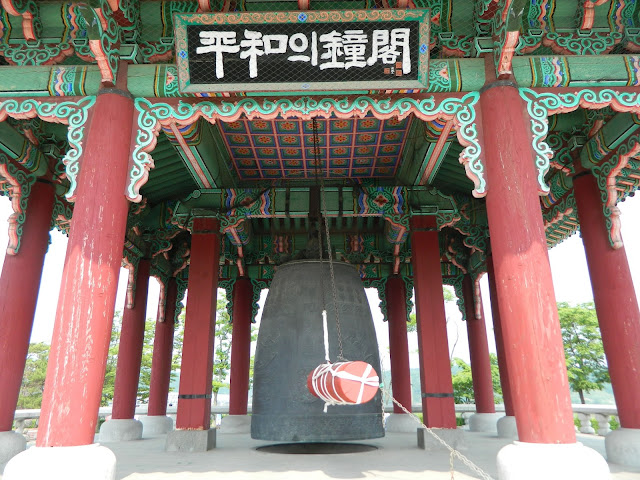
[451,357,474,404]
[212,299,232,405]
[450,354,502,405]
[102,313,122,406]
[170,315,185,392]
[210,297,259,405]
[558,302,609,404]
[489,354,503,402]
[137,320,158,403]
[17,343,49,409]
[102,311,182,406]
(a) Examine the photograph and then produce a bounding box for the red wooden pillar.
[385,276,412,413]
[37,88,134,447]
[148,278,178,417]
[410,215,456,429]
[480,81,575,444]
[175,217,220,431]
[573,173,640,429]
[0,181,55,432]
[229,277,253,416]
[486,255,514,417]
[462,275,495,414]
[112,259,151,420]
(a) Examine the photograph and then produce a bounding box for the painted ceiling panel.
[218,115,412,181]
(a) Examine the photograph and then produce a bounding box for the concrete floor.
[2,430,640,479]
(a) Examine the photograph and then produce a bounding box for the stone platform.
[2,431,639,480]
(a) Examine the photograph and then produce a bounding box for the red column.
[148,278,177,417]
[462,275,495,413]
[175,217,220,430]
[229,277,252,416]
[0,181,55,432]
[37,89,134,447]
[385,276,412,413]
[486,255,514,416]
[481,82,575,444]
[112,259,151,419]
[410,215,456,429]
[573,173,640,428]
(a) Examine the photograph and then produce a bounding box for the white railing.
[571,404,619,436]
[12,404,619,441]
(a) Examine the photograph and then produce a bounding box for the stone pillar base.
[165,429,216,452]
[0,431,26,464]
[497,441,609,480]
[3,444,116,480]
[468,412,503,433]
[220,415,251,434]
[417,427,466,451]
[497,415,518,439]
[140,415,174,437]
[605,427,640,467]
[385,413,418,433]
[99,418,143,443]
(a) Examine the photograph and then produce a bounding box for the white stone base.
[497,415,518,439]
[3,443,116,480]
[605,427,640,467]
[497,441,610,480]
[99,418,143,442]
[417,427,466,451]
[0,431,26,464]
[165,429,216,452]
[219,415,251,434]
[139,415,174,437]
[385,413,418,433]
[467,412,503,433]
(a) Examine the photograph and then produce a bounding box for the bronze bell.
[251,260,384,442]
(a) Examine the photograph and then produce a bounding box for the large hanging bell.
[251,260,384,442]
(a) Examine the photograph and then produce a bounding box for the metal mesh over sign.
[174,10,430,93]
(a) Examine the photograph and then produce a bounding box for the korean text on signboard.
[174,10,430,92]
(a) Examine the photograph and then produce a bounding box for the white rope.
[322,310,330,363]
[333,364,378,404]
[310,362,379,412]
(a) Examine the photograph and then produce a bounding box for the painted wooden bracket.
[0,155,35,255]
[492,0,526,78]
[0,0,40,41]
[76,1,121,86]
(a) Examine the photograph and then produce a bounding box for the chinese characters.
[196,27,411,79]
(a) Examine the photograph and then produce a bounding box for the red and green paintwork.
[0,0,639,317]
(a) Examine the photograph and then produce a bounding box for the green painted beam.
[0,121,46,175]
[171,186,456,224]
[580,113,640,168]
[0,54,639,97]
[513,55,640,89]
[0,66,102,97]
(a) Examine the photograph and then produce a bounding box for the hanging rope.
[322,310,330,363]
[312,117,345,362]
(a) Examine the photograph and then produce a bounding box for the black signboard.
[175,10,430,93]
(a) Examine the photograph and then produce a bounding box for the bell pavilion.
[0,0,639,479]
